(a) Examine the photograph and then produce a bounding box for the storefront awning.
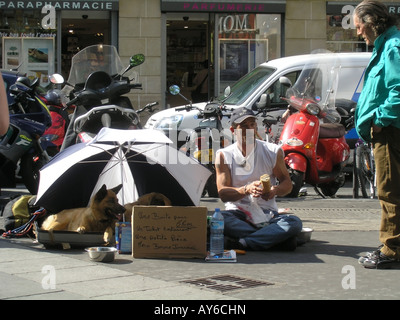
[0,0,119,11]
[161,0,285,13]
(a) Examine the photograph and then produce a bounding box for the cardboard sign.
[132,206,207,259]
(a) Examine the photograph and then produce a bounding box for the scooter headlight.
[193,149,214,164]
[155,114,183,130]
[306,103,320,115]
[285,138,304,146]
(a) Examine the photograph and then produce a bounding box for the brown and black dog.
[41,184,125,244]
[123,192,172,222]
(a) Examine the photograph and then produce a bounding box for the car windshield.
[217,66,275,105]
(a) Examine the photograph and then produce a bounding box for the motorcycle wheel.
[286,169,305,198]
[204,165,218,198]
[355,144,375,199]
[319,174,346,198]
[20,151,49,194]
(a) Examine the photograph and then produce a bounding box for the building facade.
[1,0,400,113]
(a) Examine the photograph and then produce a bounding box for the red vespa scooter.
[278,59,351,198]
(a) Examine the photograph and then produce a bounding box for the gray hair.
[354,0,397,37]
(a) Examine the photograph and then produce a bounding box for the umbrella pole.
[117,144,126,222]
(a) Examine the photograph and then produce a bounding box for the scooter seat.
[319,123,346,139]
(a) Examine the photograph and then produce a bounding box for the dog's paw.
[103,228,112,244]
[62,243,71,250]
[77,227,86,234]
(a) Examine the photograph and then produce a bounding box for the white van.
[145,52,371,146]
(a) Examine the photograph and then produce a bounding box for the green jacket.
[355,26,400,142]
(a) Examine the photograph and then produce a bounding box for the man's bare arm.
[215,151,248,202]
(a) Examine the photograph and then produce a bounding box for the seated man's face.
[234,118,257,145]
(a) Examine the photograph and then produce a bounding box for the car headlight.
[154,115,183,130]
[306,103,320,115]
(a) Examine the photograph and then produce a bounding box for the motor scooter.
[0,76,52,194]
[40,87,71,156]
[59,45,149,149]
[182,103,226,197]
[169,85,235,197]
[278,54,351,198]
[74,101,159,144]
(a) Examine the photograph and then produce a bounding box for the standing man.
[215,107,302,251]
[354,0,400,269]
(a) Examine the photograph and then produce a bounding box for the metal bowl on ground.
[86,247,117,262]
[298,227,313,244]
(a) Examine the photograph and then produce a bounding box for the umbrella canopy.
[35,128,211,213]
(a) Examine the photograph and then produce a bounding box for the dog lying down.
[41,184,125,245]
[123,192,172,222]
[40,185,171,246]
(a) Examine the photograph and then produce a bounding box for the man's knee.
[278,215,303,235]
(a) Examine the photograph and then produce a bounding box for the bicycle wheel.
[355,144,375,198]
[352,149,360,198]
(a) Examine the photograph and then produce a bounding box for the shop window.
[218,14,281,94]
[0,9,55,70]
[166,14,209,107]
[61,11,111,79]
[326,14,371,52]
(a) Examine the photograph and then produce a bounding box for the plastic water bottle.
[210,208,224,257]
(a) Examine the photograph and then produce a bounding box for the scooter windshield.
[288,50,341,123]
[67,45,124,87]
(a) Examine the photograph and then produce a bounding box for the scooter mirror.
[130,54,145,67]
[50,73,64,84]
[169,84,180,95]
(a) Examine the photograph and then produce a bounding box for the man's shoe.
[361,251,400,269]
[358,245,383,264]
[224,237,245,250]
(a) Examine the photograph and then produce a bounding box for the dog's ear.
[95,184,108,202]
[112,184,123,195]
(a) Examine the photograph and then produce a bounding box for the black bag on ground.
[3,195,39,231]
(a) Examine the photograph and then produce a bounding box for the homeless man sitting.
[215,107,303,251]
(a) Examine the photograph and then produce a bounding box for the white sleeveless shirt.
[217,139,281,212]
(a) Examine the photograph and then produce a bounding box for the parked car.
[145,52,372,148]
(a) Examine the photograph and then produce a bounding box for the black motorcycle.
[0,77,52,194]
[60,45,150,149]
[73,102,159,144]
[170,85,233,197]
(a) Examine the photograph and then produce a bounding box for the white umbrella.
[35,128,211,213]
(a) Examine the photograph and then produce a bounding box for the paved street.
[1,181,395,303]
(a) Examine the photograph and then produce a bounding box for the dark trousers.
[373,126,400,258]
[221,209,302,250]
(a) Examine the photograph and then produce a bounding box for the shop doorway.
[61,11,111,79]
[166,13,212,107]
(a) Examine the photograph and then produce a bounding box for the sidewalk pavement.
[0,184,398,301]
